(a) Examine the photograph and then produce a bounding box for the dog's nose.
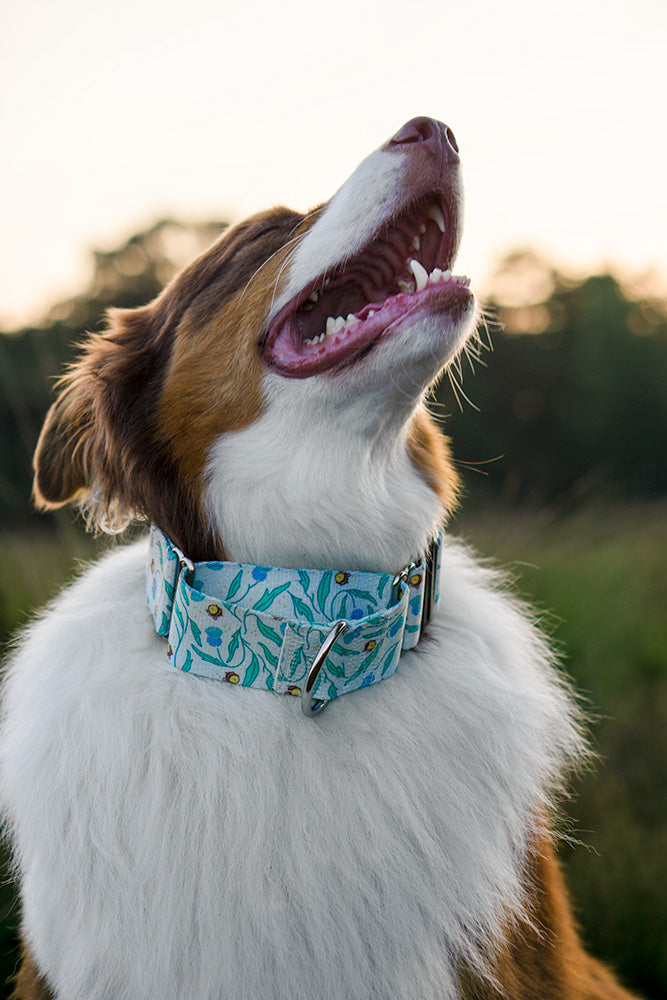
[385,117,459,163]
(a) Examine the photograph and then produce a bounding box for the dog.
[0,117,639,999]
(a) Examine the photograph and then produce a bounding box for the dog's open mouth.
[262,196,472,377]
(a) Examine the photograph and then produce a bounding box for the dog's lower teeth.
[302,269,469,350]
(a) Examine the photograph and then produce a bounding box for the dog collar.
[146,526,442,716]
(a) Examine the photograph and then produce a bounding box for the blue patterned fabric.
[146,526,441,705]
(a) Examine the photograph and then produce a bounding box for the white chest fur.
[0,539,582,1000]
[205,375,444,574]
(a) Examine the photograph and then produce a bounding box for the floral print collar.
[146,526,441,710]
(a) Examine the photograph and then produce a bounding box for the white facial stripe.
[271,147,405,319]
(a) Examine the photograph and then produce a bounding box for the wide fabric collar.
[146,526,442,712]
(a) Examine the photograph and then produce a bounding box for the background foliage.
[0,226,665,998]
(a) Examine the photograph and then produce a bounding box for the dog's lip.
[264,278,474,377]
[261,190,467,377]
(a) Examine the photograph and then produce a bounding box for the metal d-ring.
[301,620,347,718]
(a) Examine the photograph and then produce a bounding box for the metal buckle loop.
[393,560,418,589]
[301,620,347,718]
[172,543,194,577]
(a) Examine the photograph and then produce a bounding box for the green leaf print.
[288,592,314,623]
[182,649,193,673]
[258,642,278,667]
[381,642,400,676]
[242,652,260,687]
[226,568,243,601]
[254,581,292,612]
[255,617,284,646]
[190,619,202,645]
[316,572,332,613]
[227,629,241,661]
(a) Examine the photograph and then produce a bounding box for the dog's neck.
[204,374,443,575]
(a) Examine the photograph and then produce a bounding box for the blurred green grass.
[453,502,667,999]
[0,505,665,997]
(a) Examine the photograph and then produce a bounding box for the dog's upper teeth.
[308,291,320,303]
[409,259,428,292]
[427,204,446,233]
[411,235,420,251]
[398,278,415,294]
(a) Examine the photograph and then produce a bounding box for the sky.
[1,0,666,328]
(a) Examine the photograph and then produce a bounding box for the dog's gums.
[262,196,472,377]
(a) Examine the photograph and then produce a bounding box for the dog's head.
[34,117,477,564]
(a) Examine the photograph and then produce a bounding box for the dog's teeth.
[347,313,360,325]
[325,317,336,336]
[408,259,428,292]
[411,235,420,251]
[442,269,451,281]
[308,291,319,303]
[430,267,443,283]
[427,204,446,233]
[397,278,414,294]
[368,309,376,318]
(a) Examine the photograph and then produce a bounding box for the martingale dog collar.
[146,526,442,716]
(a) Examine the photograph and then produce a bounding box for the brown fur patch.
[157,211,319,499]
[33,207,307,561]
[406,405,460,516]
[10,944,53,1000]
[459,830,641,1000]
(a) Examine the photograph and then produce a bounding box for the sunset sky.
[1,0,665,328]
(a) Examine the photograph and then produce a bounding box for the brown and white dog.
[1,118,638,999]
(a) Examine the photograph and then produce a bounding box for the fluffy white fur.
[0,122,585,999]
[0,537,582,1000]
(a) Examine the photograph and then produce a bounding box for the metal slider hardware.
[392,560,418,589]
[172,543,195,577]
[301,620,347,718]
[420,537,439,639]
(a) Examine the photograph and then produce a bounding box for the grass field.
[0,504,665,998]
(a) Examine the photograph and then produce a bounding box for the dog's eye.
[249,225,282,243]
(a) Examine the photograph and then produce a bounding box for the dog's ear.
[33,378,97,511]
[33,306,164,531]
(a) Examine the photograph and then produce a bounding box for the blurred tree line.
[434,251,667,507]
[1,228,666,525]
[0,218,226,524]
